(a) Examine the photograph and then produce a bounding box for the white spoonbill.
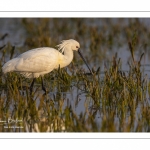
[2,39,92,94]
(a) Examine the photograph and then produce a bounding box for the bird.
[2,39,93,94]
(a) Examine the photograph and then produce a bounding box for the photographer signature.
[0,118,22,124]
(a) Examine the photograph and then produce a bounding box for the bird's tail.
[2,58,18,74]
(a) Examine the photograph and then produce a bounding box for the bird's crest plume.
[56,39,74,53]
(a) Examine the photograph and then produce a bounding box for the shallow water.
[1,18,150,132]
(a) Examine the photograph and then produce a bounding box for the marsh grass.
[0,18,150,132]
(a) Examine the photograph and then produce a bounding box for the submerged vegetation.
[0,18,150,132]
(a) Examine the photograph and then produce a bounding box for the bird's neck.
[59,46,74,68]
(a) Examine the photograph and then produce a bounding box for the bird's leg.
[41,77,47,94]
[30,78,36,94]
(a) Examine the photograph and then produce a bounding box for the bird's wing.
[15,48,59,73]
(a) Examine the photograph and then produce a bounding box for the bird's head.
[57,39,93,75]
[70,40,80,51]
[57,39,80,52]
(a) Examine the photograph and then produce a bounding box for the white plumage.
[3,48,59,78]
[2,39,92,93]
